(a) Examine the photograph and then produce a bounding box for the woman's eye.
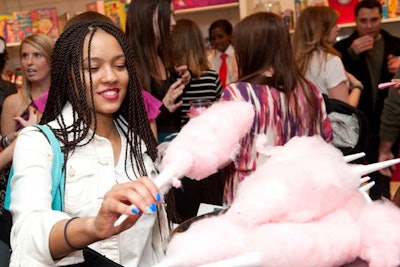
[84,66,99,72]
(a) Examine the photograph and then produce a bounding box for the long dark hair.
[234,12,320,130]
[40,20,157,178]
[125,0,175,92]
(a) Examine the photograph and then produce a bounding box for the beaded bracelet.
[1,135,9,148]
[64,217,80,251]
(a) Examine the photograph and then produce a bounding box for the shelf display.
[31,8,60,39]
[173,0,238,11]
[0,8,60,44]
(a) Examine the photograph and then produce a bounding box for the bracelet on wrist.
[1,135,10,148]
[64,217,82,251]
[352,85,363,91]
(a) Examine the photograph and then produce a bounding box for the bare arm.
[49,177,161,259]
[0,140,15,170]
[327,81,351,106]
[1,93,20,136]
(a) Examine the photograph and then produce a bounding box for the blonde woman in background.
[1,33,54,145]
[293,6,362,107]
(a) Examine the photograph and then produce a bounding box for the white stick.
[114,159,193,227]
[343,152,366,163]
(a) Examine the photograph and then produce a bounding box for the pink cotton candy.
[166,216,250,267]
[161,136,400,267]
[358,200,400,267]
[227,136,360,226]
[160,101,255,180]
[249,210,360,267]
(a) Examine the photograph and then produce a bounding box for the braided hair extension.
[40,20,157,179]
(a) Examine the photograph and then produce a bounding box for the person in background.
[221,12,332,205]
[378,69,400,177]
[0,36,16,116]
[8,19,167,266]
[208,19,237,88]
[1,33,54,147]
[293,6,362,107]
[334,0,400,200]
[171,18,222,127]
[125,0,191,143]
[169,18,223,222]
[0,34,53,258]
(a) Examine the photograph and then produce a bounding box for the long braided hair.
[40,20,157,178]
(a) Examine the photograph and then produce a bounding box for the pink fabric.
[32,91,49,113]
[141,90,161,122]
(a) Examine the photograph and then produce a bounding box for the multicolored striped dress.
[221,81,333,205]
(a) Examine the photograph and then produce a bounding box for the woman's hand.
[50,177,162,259]
[92,176,162,239]
[387,55,400,74]
[175,65,191,85]
[162,79,185,113]
[14,106,39,128]
[390,78,400,93]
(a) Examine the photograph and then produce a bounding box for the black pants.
[171,171,225,224]
[0,210,12,267]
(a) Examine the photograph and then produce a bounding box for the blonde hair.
[293,6,340,75]
[19,33,54,104]
[171,19,210,79]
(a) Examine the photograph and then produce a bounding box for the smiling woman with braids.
[7,20,167,266]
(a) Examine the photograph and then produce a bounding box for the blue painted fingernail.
[145,203,157,214]
[156,193,161,202]
[131,207,140,214]
[151,203,157,212]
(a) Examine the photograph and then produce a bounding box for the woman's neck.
[30,78,50,99]
[91,114,118,139]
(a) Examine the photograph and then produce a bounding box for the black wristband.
[64,217,81,251]
[352,85,363,91]
[1,135,9,148]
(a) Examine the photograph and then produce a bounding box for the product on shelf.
[173,0,238,10]
[31,8,59,40]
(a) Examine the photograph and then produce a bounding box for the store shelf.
[175,2,239,15]
[6,42,21,48]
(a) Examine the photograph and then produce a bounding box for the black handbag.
[65,248,123,267]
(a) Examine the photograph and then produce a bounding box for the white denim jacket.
[9,102,168,267]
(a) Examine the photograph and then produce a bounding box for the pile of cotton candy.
[160,136,400,267]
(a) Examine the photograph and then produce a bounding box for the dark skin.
[210,26,231,53]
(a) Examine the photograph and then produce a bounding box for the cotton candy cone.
[351,159,400,177]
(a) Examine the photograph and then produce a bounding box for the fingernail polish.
[151,203,157,212]
[145,203,157,214]
[156,193,161,202]
[131,207,140,214]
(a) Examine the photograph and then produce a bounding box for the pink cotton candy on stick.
[114,101,254,227]
[159,101,255,181]
[226,136,361,226]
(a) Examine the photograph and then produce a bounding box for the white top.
[9,102,168,267]
[208,44,238,87]
[305,51,348,95]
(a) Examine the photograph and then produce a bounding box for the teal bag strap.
[4,124,65,211]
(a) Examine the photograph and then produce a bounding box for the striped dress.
[221,81,333,205]
[180,69,222,126]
